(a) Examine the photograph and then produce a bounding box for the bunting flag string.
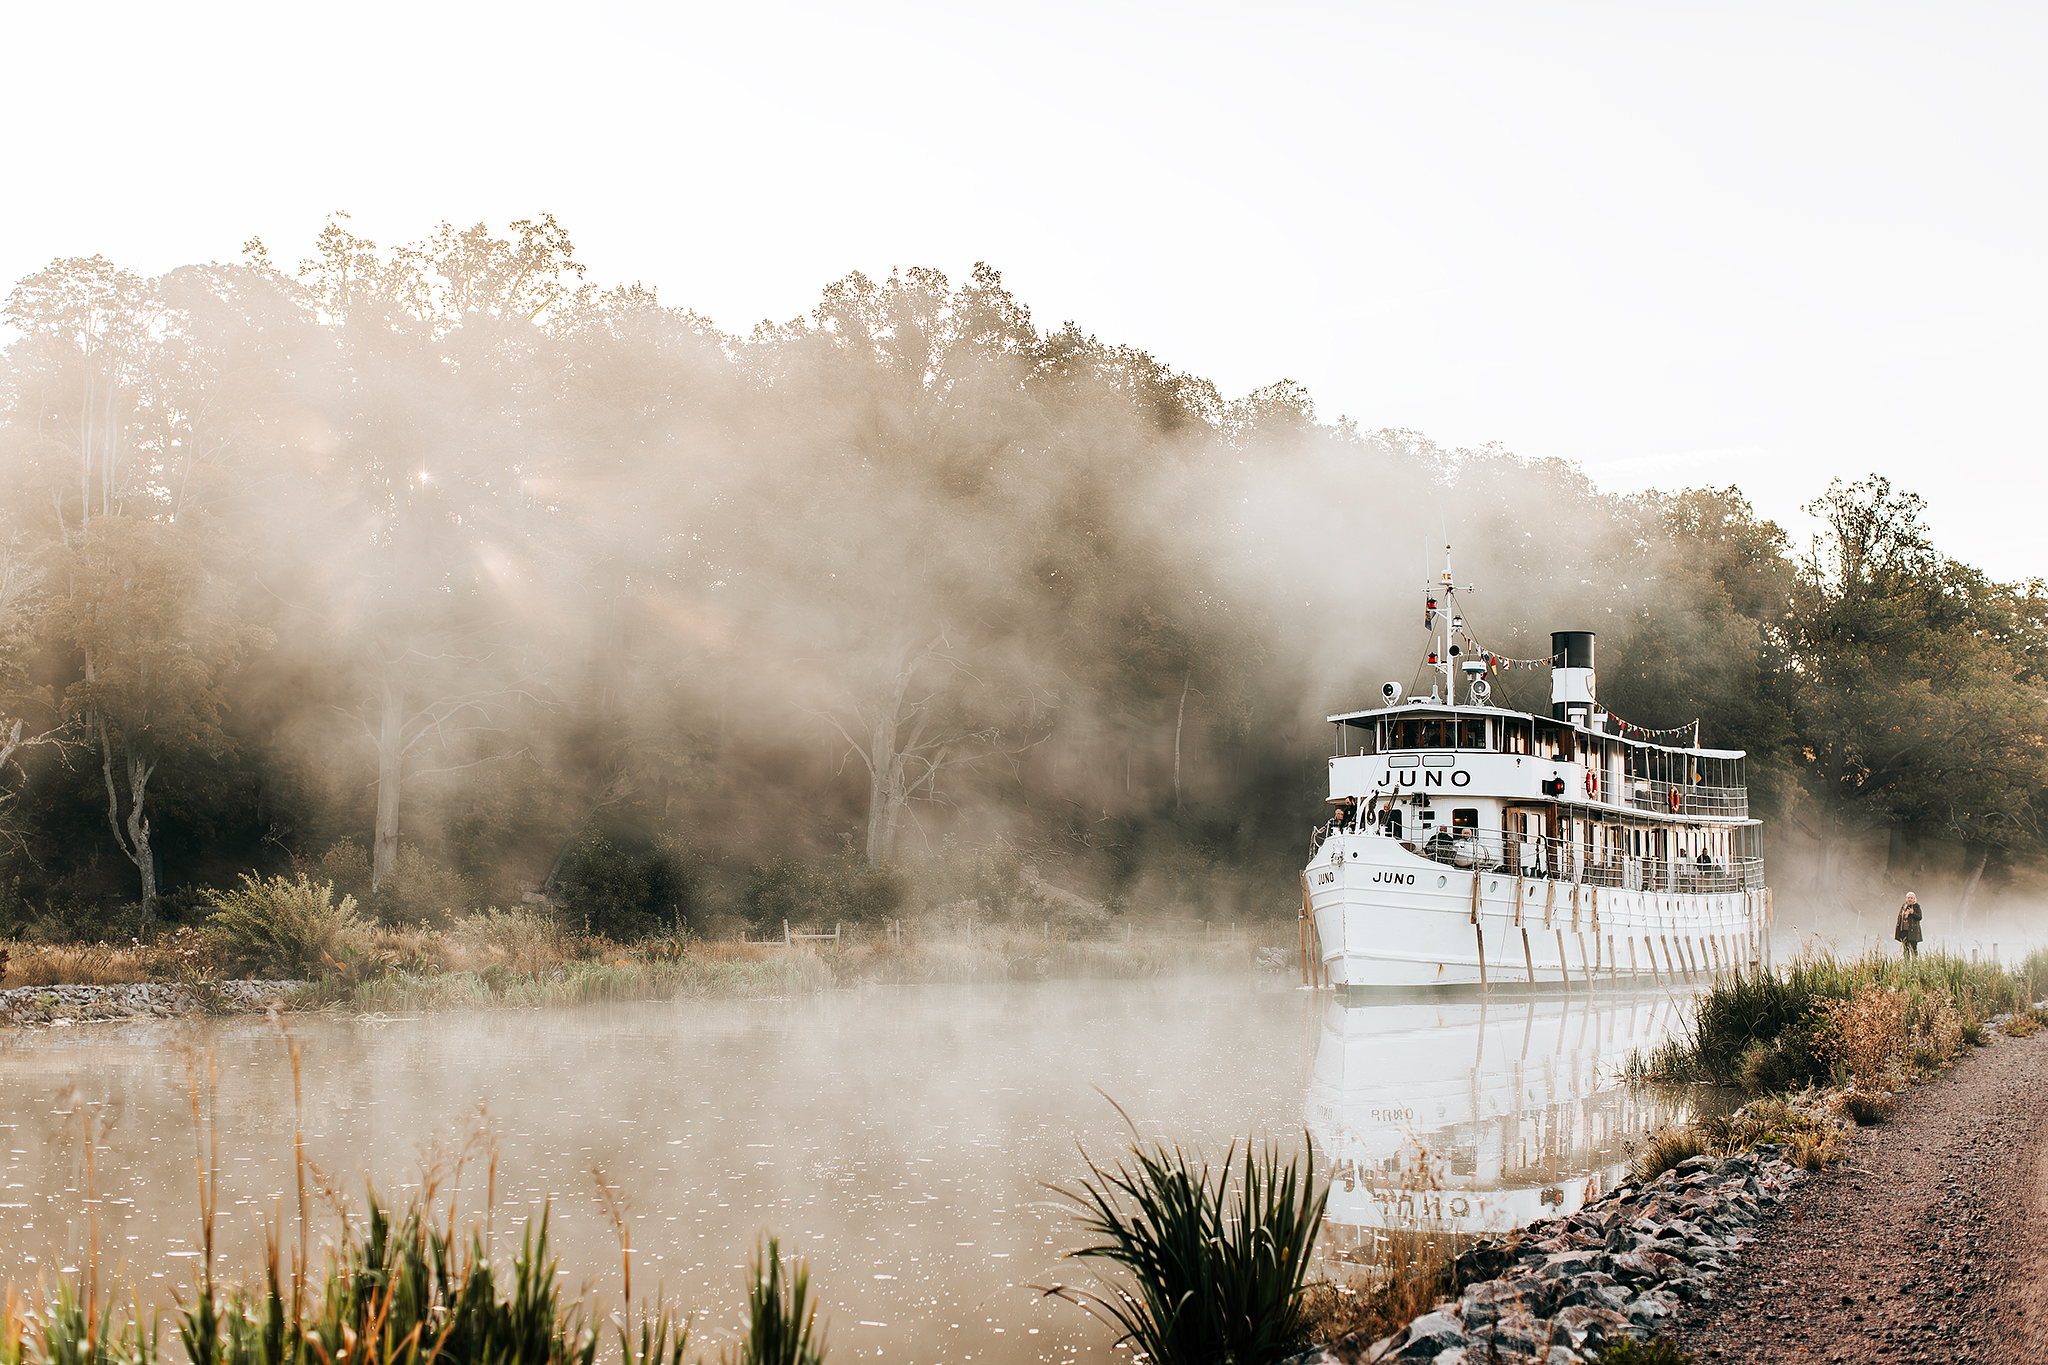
[1610,717,1702,742]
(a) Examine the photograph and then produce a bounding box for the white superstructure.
[1302,557,1770,989]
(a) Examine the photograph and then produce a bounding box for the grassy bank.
[1615,946,2048,1188]
[0,876,1285,1015]
[1633,946,2048,1092]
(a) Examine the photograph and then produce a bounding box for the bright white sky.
[8,1,2041,579]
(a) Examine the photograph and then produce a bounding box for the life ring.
[1585,769,1600,800]
[1667,786,1683,813]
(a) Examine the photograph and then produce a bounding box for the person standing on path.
[1895,891,1924,959]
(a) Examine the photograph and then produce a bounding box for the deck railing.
[1618,778,1748,819]
[1314,827,1764,892]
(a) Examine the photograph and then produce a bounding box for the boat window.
[1458,719,1488,749]
[1451,808,1479,830]
[1502,719,1531,755]
[1420,718,1448,748]
[1532,720,1559,759]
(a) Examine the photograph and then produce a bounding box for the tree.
[278,215,599,891]
[1783,477,2048,910]
[49,516,267,912]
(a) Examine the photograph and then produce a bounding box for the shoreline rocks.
[1287,1146,1815,1365]
[0,979,306,1027]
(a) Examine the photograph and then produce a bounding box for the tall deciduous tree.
[50,516,267,911]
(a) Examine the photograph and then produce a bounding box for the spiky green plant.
[726,1239,823,1365]
[10,1279,158,1365]
[1049,1131,1326,1365]
[169,1193,599,1365]
[203,872,362,978]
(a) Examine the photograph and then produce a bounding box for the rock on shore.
[1286,1147,1813,1365]
[0,980,306,1027]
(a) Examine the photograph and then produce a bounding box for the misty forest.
[1,215,2043,945]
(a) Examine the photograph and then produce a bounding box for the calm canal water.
[0,978,1697,1364]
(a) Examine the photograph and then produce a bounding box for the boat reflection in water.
[1305,989,1701,1263]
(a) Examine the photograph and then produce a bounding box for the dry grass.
[1832,1089,1894,1126]
[1815,983,1909,1090]
[0,933,210,987]
[1631,1125,1712,1184]
[1301,1221,1458,1348]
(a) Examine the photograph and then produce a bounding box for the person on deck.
[1895,892,1924,959]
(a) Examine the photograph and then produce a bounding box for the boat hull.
[1304,831,1767,988]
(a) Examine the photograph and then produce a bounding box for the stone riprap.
[0,979,305,1026]
[1285,1146,1814,1365]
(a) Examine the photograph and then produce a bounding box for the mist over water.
[1,979,1701,1362]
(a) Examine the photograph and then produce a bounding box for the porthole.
[1436,876,1447,889]
[1489,881,1499,893]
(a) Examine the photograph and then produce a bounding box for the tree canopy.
[1,217,2041,931]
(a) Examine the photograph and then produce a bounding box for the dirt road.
[1668,1028,2048,1364]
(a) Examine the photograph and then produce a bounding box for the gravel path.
[1669,1027,2048,1364]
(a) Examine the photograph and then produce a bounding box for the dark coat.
[1895,901,1924,945]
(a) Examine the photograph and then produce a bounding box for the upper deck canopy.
[1325,702,1745,760]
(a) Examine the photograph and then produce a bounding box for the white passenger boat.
[1302,558,1771,989]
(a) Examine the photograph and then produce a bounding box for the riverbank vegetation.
[1047,1133,1326,1365]
[0,870,1279,1008]
[1,220,2045,953]
[1634,948,2048,1092]
[1619,947,2048,1181]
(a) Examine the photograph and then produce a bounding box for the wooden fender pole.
[1299,874,1312,987]
[1522,927,1537,985]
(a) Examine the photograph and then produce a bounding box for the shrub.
[557,835,655,940]
[904,837,1047,921]
[1837,1090,1893,1125]
[203,872,362,977]
[2005,1011,2042,1038]
[1051,1131,1326,1365]
[1594,1336,1697,1364]
[313,839,474,929]
[1686,967,1816,1084]
[743,847,901,937]
[1631,1126,1709,1184]
[450,907,562,977]
[1815,984,1908,1089]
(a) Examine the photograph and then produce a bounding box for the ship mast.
[1425,543,1467,702]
